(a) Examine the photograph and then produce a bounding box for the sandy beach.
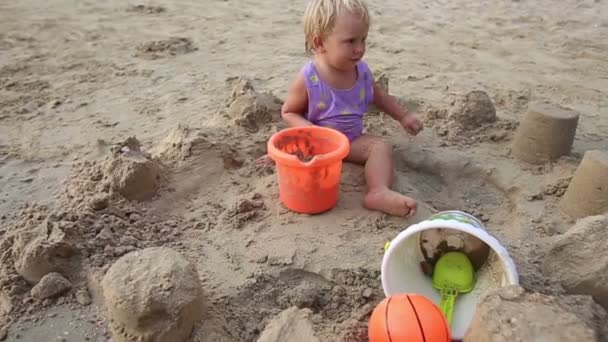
[1,0,607,341]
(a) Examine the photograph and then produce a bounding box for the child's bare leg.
[346,134,417,217]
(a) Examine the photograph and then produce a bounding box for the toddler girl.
[274,0,423,217]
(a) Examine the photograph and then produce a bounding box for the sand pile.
[544,215,608,309]
[0,137,184,333]
[1,202,169,298]
[10,207,81,284]
[153,124,196,162]
[256,307,319,342]
[211,268,381,341]
[223,77,283,133]
[449,90,497,128]
[64,137,167,207]
[422,90,519,146]
[30,273,72,301]
[152,124,247,171]
[102,247,206,342]
[465,285,607,341]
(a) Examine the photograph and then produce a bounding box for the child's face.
[319,11,368,71]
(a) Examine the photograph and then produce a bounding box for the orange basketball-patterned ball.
[368,294,450,342]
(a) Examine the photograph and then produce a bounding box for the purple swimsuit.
[302,60,374,142]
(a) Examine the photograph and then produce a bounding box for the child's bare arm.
[372,82,410,121]
[372,82,423,135]
[281,72,313,127]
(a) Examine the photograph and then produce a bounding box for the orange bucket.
[267,126,350,214]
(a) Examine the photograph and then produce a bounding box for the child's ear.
[312,35,325,53]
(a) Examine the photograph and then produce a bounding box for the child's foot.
[364,188,417,217]
[256,154,275,166]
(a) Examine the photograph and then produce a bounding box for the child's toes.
[256,154,274,166]
[404,197,417,217]
[364,189,417,217]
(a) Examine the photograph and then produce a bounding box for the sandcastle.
[511,103,607,218]
[511,103,579,164]
[559,150,608,218]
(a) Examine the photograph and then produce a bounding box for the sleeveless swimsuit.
[301,60,374,142]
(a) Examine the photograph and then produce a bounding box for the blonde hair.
[303,0,370,54]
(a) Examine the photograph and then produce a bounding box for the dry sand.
[1,0,608,341]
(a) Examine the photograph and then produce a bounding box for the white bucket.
[381,210,519,340]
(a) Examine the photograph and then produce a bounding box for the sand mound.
[465,285,607,341]
[0,131,217,333]
[493,89,532,115]
[102,247,205,342]
[543,215,608,309]
[449,90,497,129]
[1,194,179,298]
[223,78,283,133]
[153,124,195,162]
[11,208,80,284]
[0,204,86,330]
[0,156,183,329]
[216,268,381,341]
[421,92,518,146]
[257,307,319,342]
[135,37,197,60]
[153,124,245,170]
[30,272,71,300]
[65,137,167,207]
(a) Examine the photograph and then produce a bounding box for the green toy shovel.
[432,251,476,325]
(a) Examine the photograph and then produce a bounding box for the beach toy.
[381,210,519,340]
[368,293,450,342]
[432,251,476,325]
[267,126,349,214]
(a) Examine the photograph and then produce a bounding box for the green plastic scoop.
[432,251,476,325]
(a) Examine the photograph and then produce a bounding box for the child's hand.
[400,113,423,136]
